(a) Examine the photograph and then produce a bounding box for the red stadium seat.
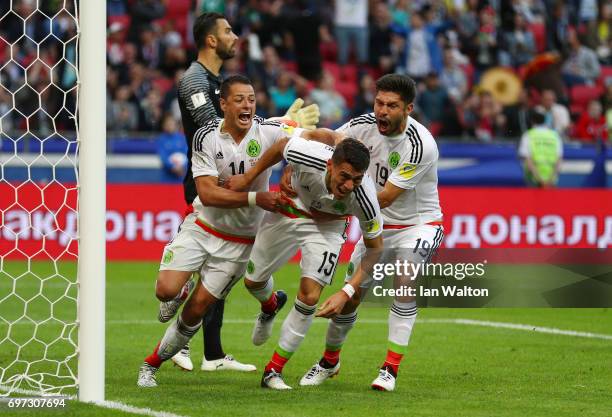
[166,0,190,18]
[335,81,357,109]
[569,85,604,107]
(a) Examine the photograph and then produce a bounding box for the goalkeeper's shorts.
[159,212,251,299]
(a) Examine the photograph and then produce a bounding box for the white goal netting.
[0,0,79,396]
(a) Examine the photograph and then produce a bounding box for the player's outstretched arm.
[196,175,281,212]
[225,138,290,191]
[316,235,383,318]
[300,128,344,147]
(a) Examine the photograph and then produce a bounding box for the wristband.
[248,192,257,207]
[341,283,355,299]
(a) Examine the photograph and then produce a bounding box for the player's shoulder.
[352,175,379,220]
[178,62,210,89]
[348,112,377,129]
[285,137,331,172]
[193,118,221,148]
[404,116,438,163]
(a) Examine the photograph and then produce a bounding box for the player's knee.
[296,289,320,307]
[244,278,266,290]
[155,280,177,302]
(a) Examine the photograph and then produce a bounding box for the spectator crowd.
[1,0,612,144]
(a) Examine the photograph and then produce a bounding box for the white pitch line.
[421,318,612,341]
[0,385,188,417]
[93,400,188,417]
[104,318,612,341]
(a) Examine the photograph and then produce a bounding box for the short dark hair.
[332,138,370,173]
[529,109,546,126]
[193,12,225,49]
[220,75,252,99]
[375,74,416,104]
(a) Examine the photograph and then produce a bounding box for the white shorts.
[245,212,348,287]
[159,212,252,299]
[346,224,444,289]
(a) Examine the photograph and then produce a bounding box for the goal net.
[0,0,103,399]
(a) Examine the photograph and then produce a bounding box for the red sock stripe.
[144,342,163,368]
[323,349,341,365]
[265,351,289,373]
[260,292,278,314]
[383,349,404,374]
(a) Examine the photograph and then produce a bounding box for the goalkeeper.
[157,12,319,373]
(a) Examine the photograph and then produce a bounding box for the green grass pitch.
[0,261,610,416]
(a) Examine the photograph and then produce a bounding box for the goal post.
[0,0,106,402]
[77,0,106,403]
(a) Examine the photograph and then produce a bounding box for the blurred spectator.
[334,0,369,67]
[138,28,163,69]
[503,89,531,138]
[596,2,612,64]
[539,89,571,138]
[109,85,139,132]
[399,11,443,81]
[369,2,396,73]
[286,3,324,81]
[107,22,128,66]
[390,0,410,30]
[461,90,506,141]
[352,73,376,117]
[255,89,274,119]
[548,1,571,53]
[561,28,601,86]
[157,114,188,181]
[269,72,297,115]
[499,12,537,67]
[417,72,452,127]
[474,6,499,75]
[139,88,164,131]
[518,109,563,187]
[440,47,468,103]
[573,99,608,141]
[309,71,347,128]
[127,0,166,43]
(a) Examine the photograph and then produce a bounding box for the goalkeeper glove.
[283,98,320,130]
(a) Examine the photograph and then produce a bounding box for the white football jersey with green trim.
[337,113,442,225]
[191,117,300,235]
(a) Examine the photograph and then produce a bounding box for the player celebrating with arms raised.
[299,74,444,391]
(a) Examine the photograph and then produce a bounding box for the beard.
[216,43,236,60]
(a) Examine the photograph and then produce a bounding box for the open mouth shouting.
[238,111,252,125]
[376,117,391,135]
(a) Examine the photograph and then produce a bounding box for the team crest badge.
[246,139,261,157]
[333,201,346,213]
[388,152,400,169]
[162,250,174,265]
[247,260,255,275]
[347,262,355,276]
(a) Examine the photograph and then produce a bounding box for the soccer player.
[137,75,308,387]
[298,74,444,391]
[226,136,384,390]
[161,12,319,372]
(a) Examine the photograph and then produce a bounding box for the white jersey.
[337,113,442,225]
[282,136,383,240]
[191,117,300,236]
